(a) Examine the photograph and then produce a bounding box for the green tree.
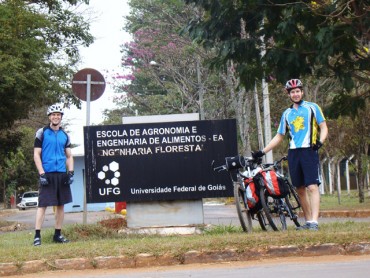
[0,0,93,131]
[184,0,369,108]
[1,148,25,208]
[0,0,93,203]
[105,0,236,120]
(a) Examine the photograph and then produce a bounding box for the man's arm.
[34,147,45,175]
[262,133,285,154]
[319,121,328,144]
[65,148,74,172]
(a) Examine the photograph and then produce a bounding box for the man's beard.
[290,98,303,105]
[51,122,59,126]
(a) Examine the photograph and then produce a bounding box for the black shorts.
[287,148,321,188]
[38,172,72,207]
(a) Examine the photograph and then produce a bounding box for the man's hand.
[66,171,74,185]
[312,141,323,151]
[252,150,265,159]
[39,174,48,186]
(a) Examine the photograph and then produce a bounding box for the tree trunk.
[226,61,253,155]
[358,154,364,203]
[3,179,6,209]
[254,84,264,151]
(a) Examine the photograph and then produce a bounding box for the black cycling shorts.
[38,172,72,207]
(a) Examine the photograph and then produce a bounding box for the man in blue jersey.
[253,79,328,231]
[33,104,74,246]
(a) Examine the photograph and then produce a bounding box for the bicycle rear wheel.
[285,182,305,227]
[234,182,253,232]
[259,187,287,231]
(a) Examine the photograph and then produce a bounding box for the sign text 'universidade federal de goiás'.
[84,119,237,203]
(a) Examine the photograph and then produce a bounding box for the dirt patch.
[98,217,127,230]
[0,209,18,217]
[0,221,30,232]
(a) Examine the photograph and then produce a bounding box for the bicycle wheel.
[285,182,305,227]
[233,182,253,232]
[259,187,287,231]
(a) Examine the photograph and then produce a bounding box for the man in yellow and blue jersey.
[253,79,328,231]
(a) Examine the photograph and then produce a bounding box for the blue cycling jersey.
[277,101,325,149]
[34,126,71,173]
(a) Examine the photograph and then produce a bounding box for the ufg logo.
[97,161,121,196]
[97,161,120,186]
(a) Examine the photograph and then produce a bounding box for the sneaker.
[53,235,70,243]
[296,222,319,231]
[33,237,41,246]
[296,222,310,230]
[308,222,319,231]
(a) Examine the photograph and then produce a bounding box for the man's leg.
[53,205,69,243]
[35,207,46,230]
[296,186,312,222]
[54,205,64,229]
[34,207,46,246]
[306,184,320,222]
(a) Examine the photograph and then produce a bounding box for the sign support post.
[72,68,106,225]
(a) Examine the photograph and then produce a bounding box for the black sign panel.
[84,119,237,203]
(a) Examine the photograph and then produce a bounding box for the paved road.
[3,205,240,231]
[6,255,370,278]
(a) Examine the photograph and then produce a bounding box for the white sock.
[307,220,318,224]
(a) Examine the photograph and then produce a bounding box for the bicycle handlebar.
[212,155,287,173]
[213,165,227,172]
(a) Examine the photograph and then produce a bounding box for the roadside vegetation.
[320,192,370,211]
[1,193,369,264]
[0,220,369,264]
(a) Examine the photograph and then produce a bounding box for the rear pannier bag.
[244,177,259,209]
[260,170,289,198]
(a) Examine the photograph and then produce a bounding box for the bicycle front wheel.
[259,187,287,231]
[234,182,253,232]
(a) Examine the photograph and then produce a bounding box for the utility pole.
[254,83,264,150]
[196,57,205,120]
[262,78,273,163]
[260,17,273,163]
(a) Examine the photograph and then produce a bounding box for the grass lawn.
[1,191,370,264]
[0,220,370,264]
[320,191,370,210]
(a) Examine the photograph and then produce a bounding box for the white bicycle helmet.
[47,103,64,116]
[285,79,303,91]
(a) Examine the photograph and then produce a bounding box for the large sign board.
[84,119,237,203]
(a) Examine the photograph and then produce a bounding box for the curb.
[1,242,370,276]
[319,210,370,218]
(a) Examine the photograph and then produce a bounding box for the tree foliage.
[184,0,370,114]
[0,0,93,131]
[107,0,234,122]
[0,0,93,200]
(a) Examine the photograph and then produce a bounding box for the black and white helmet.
[47,104,64,116]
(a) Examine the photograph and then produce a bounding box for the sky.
[63,0,131,147]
